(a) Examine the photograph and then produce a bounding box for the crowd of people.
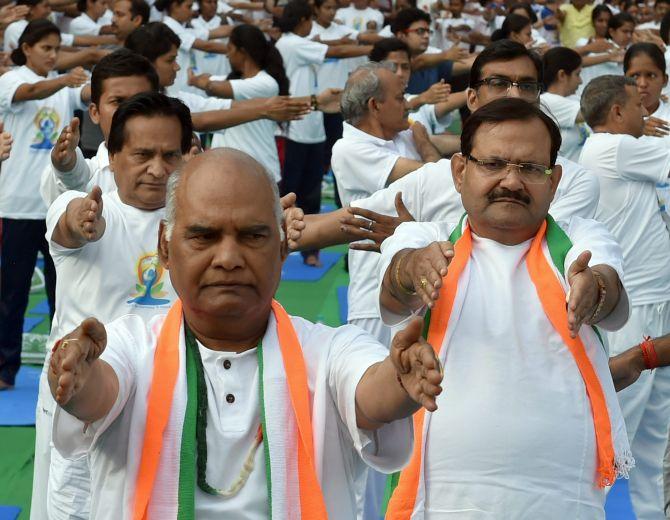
[0,0,668,517]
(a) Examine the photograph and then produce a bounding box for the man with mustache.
[380,97,631,519]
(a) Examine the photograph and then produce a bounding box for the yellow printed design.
[127,253,170,306]
[31,107,60,150]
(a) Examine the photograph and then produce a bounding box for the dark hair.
[580,74,636,127]
[90,49,160,104]
[461,97,561,166]
[391,7,430,33]
[76,0,87,13]
[369,37,410,62]
[491,13,531,41]
[509,2,537,23]
[277,0,312,32]
[662,10,670,43]
[469,39,542,87]
[228,24,289,95]
[592,4,612,23]
[17,0,46,7]
[154,0,185,12]
[126,0,150,24]
[11,19,60,65]
[108,92,193,154]
[313,0,330,8]
[624,42,666,74]
[125,22,181,62]
[542,47,582,89]
[608,12,635,37]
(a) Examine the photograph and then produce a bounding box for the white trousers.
[608,301,670,520]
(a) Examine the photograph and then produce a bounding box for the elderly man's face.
[374,69,410,135]
[160,156,285,322]
[619,85,648,138]
[109,114,184,210]
[451,118,562,241]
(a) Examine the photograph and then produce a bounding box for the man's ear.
[465,87,478,112]
[451,152,466,194]
[158,220,170,269]
[611,102,624,123]
[89,102,100,125]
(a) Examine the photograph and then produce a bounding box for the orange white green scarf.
[385,216,632,519]
[131,299,328,519]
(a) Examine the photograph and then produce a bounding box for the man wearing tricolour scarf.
[379,98,632,519]
[47,147,443,519]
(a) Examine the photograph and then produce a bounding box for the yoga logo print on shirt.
[31,107,60,150]
[127,253,171,307]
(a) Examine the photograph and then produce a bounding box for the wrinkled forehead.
[470,119,553,164]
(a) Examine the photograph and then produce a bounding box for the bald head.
[165,148,284,240]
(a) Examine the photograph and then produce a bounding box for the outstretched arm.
[51,186,106,249]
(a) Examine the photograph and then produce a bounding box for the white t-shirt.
[577,58,623,98]
[69,13,104,35]
[332,122,422,323]
[163,16,210,95]
[276,32,328,143]
[540,92,590,162]
[407,95,454,135]
[3,19,75,51]
[377,217,625,518]
[0,65,86,219]
[45,189,176,345]
[310,22,359,91]
[53,313,413,519]
[335,6,384,32]
[579,132,670,304]
[174,89,232,113]
[210,70,281,181]
[41,141,116,206]
[191,15,231,77]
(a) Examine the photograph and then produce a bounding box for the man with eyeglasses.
[379,97,631,518]
[580,74,670,520]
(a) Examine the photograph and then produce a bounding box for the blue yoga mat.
[30,299,50,315]
[320,203,336,214]
[605,479,635,519]
[281,252,343,282]
[0,506,21,520]
[22,316,44,333]
[0,365,40,426]
[337,286,348,325]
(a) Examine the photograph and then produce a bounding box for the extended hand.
[284,201,305,251]
[62,67,88,88]
[390,318,443,412]
[343,192,415,252]
[52,117,80,171]
[187,68,211,90]
[49,318,107,406]
[644,116,670,138]
[421,80,451,105]
[566,250,600,338]
[66,185,106,244]
[401,241,454,308]
[264,96,311,121]
[316,88,343,114]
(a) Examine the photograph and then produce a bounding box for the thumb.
[568,250,592,277]
[393,317,424,352]
[80,317,107,358]
[439,240,454,259]
[280,192,297,210]
[394,191,414,221]
[87,185,103,209]
[70,117,80,133]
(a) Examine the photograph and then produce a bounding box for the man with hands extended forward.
[380,98,631,520]
[47,147,443,519]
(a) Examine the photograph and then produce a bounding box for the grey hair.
[580,75,637,128]
[341,61,395,125]
[164,150,285,241]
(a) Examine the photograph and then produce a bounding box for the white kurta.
[52,313,413,519]
[377,217,630,519]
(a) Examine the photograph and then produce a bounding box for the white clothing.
[540,92,590,162]
[378,218,630,518]
[637,20,661,31]
[210,70,281,181]
[175,89,232,115]
[52,313,413,519]
[579,132,670,304]
[40,142,116,206]
[310,22,359,91]
[407,95,454,135]
[163,16,210,95]
[0,66,86,219]
[276,32,328,143]
[607,302,670,520]
[69,13,105,35]
[191,15,231,77]
[332,122,421,324]
[3,19,74,51]
[578,58,623,98]
[644,102,670,231]
[335,6,384,32]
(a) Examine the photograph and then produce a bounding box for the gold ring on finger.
[420,276,428,290]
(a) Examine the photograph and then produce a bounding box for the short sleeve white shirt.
[540,92,590,162]
[579,132,670,304]
[0,66,86,218]
[191,15,231,77]
[163,16,210,94]
[335,6,384,31]
[275,32,328,143]
[69,13,103,35]
[310,22,359,91]
[211,71,281,181]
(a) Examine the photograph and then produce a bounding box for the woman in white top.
[275,0,371,266]
[191,0,232,77]
[540,46,590,162]
[194,24,289,182]
[0,19,89,389]
[154,0,231,93]
[490,13,534,47]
